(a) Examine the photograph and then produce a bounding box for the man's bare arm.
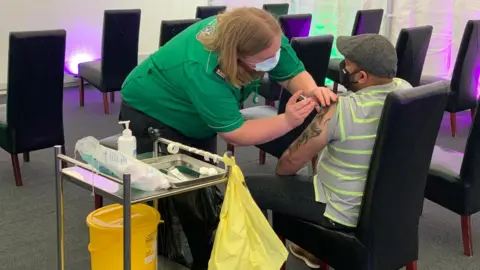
[276,105,336,175]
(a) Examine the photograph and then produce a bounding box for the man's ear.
[357,70,368,84]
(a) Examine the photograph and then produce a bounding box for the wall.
[389,0,480,78]
[294,0,479,78]
[0,0,208,90]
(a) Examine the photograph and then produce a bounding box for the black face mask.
[338,60,360,89]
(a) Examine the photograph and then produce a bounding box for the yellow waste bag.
[208,155,288,270]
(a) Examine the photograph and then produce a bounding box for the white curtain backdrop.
[208,0,480,78]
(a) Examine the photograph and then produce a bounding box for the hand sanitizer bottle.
[117,121,137,158]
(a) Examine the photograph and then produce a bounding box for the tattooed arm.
[276,104,336,175]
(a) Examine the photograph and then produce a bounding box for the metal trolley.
[54,134,230,270]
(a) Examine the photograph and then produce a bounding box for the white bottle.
[117,120,137,158]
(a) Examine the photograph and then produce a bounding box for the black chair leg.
[279,236,286,270]
[406,261,417,270]
[79,77,85,107]
[95,194,103,209]
[23,152,30,162]
[11,154,23,186]
[450,112,457,137]
[259,150,266,165]
[102,93,110,114]
[227,143,235,155]
[461,215,473,257]
[311,155,318,174]
[61,145,67,168]
[110,92,115,103]
[265,99,276,107]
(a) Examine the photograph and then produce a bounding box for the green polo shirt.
[121,16,305,139]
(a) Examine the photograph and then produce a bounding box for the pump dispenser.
[117,121,137,158]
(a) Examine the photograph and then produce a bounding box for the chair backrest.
[276,35,334,142]
[395,25,433,87]
[351,9,384,36]
[195,6,226,20]
[291,35,334,88]
[101,9,141,90]
[460,99,480,201]
[7,30,66,150]
[278,14,312,42]
[159,19,201,47]
[356,81,449,269]
[450,20,480,111]
[262,3,289,18]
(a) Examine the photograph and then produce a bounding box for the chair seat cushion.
[425,146,470,215]
[420,76,465,112]
[326,57,342,83]
[430,145,462,180]
[420,75,451,88]
[0,104,6,124]
[0,104,13,153]
[99,133,121,150]
[78,61,102,89]
[240,105,277,121]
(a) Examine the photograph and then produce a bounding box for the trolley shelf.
[62,166,227,204]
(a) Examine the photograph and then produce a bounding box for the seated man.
[246,34,412,269]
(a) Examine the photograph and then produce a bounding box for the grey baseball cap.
[336,34,397,78]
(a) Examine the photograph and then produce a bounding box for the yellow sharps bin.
[87,203,161,270]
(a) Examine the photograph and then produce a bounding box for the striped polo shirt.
[314,78,412,227]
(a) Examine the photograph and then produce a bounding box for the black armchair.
[262,3,289,18]
[327,9,384,86]
[395,26,433,86]
[78,9,141,115]
[279,14,313,42]
[275,81,449,270]
[195,6,226,20]
[424,98,480,257]
[258,14,313,105]
[0,30,66,186]
[235,35,333,165]
[159,19,200,47]
[420,20,480,137]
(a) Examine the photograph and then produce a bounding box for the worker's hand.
[284,91,316,128]
[310,87,337,110]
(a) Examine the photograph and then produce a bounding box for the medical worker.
[119,7,337,270]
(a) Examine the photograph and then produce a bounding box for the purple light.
[477,78,480,99]
[65,52,95,75]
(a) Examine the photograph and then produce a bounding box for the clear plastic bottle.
[117,120,137,158]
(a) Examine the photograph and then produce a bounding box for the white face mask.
[253,49,281,72]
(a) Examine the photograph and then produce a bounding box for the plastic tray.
[141,154,227,187]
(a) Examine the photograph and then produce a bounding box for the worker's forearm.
[279,71,317,96]
[222,114,293,146]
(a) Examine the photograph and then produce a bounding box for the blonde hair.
[198,7,282,87]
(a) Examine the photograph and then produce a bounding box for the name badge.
[214,67,225,79]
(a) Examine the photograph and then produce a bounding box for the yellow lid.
[86,203,160,230]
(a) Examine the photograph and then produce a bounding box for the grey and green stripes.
[315,78,411,227]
